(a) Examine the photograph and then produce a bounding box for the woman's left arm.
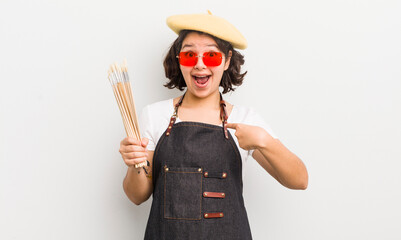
[226,123,308,190]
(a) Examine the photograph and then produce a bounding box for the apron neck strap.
[167,91,229,139]
[219,93,229,139]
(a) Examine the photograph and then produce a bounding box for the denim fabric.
[164,167,203,220]
[144,122,252,240]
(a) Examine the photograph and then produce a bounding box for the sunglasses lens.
[178,52,197,66]
[178,52,223,67]
[203,52,222,66]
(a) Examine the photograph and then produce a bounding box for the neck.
[182,90,221,109]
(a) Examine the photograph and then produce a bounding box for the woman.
[119,12,308,239]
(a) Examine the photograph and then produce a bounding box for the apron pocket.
[163,166,202,220]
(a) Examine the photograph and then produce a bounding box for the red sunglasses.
[177,51,223,67]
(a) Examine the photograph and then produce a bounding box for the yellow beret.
[166,11,247,50]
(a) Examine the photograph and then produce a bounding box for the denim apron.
[144,93,253,240]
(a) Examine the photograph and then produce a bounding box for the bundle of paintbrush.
[107,60,146,168]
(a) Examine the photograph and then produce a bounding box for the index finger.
[121,137,141,146]
[226,123,238,129]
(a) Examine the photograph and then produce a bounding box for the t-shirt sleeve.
[247,108,278,139]
[139,105,157,151]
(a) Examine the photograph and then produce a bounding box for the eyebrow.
[181,44,193,50]
[181,44,219,50]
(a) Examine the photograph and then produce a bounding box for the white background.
[1,0,400,239]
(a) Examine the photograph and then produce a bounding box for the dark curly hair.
[163,30,247,94]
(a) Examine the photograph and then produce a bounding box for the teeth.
[194,76,209,80]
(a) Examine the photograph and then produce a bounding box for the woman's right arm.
[120,137,154,205]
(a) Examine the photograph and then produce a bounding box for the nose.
[194,55,206,70]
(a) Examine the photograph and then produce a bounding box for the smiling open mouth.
[194,75,210,86]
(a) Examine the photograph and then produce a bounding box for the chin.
[189,88,220,99]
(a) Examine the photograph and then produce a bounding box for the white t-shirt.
[139,98,278,167]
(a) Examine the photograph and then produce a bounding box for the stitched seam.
[174,124,222,131]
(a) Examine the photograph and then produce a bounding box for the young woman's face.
[179,32,231,99]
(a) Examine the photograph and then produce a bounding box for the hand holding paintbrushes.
[108,60,147,169]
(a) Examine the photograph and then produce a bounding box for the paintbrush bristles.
[108,60,144,168]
